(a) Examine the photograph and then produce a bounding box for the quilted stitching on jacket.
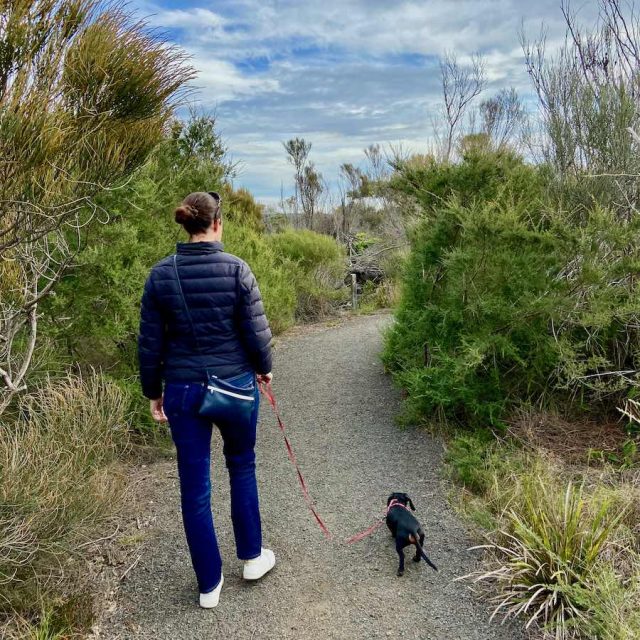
[138,241,273,399]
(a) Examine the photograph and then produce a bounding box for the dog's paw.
[397,569,404,577]
[413,556,420,563]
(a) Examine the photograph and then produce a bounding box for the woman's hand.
[257,372,273,385]
[150,397,168,423]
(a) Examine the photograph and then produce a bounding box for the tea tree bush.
[0,0,193,414]
[384,149,640,426]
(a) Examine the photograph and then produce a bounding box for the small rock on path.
[96,314,522,640]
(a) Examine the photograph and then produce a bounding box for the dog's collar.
[387,499,409,513]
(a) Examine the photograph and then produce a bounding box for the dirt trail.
[95,314,522,640]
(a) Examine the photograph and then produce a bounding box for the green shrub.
[390,143,546,216]
[268,229,347,321]
[45,211,299,432]
[41,118,350,430]
[0,373,129,622]
[384,196,565,426]
[224,222,298,332]
[268,228,344,274]
[221,185,265,231]
[355,247,406,313]
[384,148,640,426]
[444,431,502,495]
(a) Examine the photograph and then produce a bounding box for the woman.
[138,191,275,609]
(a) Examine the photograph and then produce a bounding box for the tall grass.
[448,436,640,639]
[476,480,628,635]
[0,372,130,630]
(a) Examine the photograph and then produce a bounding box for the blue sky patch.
[135,0,598,203]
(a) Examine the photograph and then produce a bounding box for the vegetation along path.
[96,314,522,640]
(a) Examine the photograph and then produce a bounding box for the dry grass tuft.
[0,372,130,633]
[509,409,629,464]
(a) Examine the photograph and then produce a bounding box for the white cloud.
[148,7,227,30]
[190,56,280,102]
[132,0,602,200]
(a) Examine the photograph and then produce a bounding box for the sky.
[131,0,600,205]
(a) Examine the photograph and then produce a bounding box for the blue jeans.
[163,372,262,593]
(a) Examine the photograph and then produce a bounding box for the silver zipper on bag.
[206,386,255,401]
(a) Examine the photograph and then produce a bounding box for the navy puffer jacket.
[138,241,272,399]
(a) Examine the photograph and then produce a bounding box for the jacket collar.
[176,241,224,255]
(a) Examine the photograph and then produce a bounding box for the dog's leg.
[413,533,425,562]
[396,540,406,577]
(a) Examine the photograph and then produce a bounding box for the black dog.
[386,492,438,576]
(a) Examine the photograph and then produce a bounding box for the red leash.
[345,518,386,544]
[259,381,333,540]
[345,500,408,544]
[258,381,407,545]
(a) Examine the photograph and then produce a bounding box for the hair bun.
[174,204,197,224]
[174,192,218,234]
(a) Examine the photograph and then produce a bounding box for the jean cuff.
[200,573,223,594]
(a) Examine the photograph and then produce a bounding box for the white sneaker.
[199,574,224,608]
[242,548,276,580]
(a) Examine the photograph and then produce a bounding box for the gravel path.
[96,314,522,640]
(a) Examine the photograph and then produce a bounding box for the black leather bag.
[173,255,256,422]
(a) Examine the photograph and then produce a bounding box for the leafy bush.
[224,223,298,333]
[390,142,545,216]
[269,228,344,274]
[0,0,194,416]
[268,229,347,320]
[221,185,265,230]
[42,118,347,430]
[384,148,640,426]
[444,431,505,495]
[384,198,564,426]
[0,373,129,622]
[358,280,400,312]
[46,213,298,430]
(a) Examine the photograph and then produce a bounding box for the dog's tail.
[411,535,438,572]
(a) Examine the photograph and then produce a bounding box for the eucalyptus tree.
[283,138,326,229]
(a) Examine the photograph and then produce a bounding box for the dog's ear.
[408,497,416,511]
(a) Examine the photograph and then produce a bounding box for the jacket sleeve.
[138,274,165,399]
[236,263,273,375]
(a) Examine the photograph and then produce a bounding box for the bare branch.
[438,52,487,162]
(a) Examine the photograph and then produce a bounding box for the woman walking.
[138,191,275,608]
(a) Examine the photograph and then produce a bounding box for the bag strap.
[172,254,201,354]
